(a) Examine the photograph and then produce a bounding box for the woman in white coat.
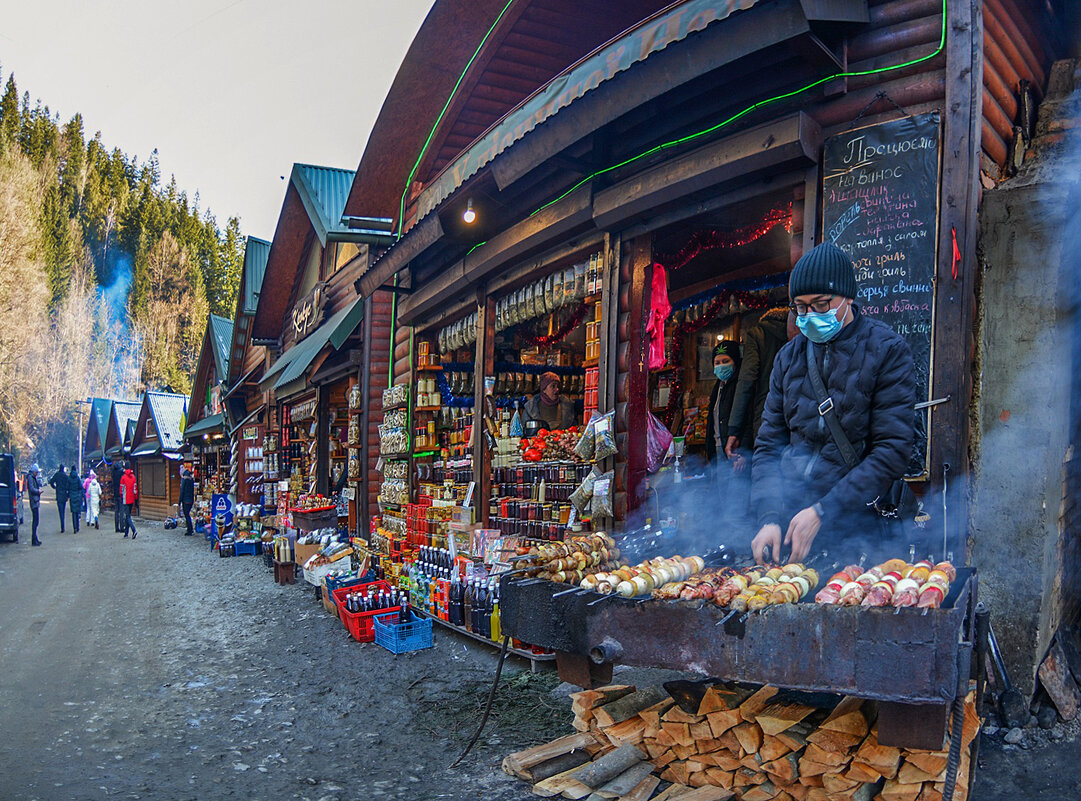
[85,471,102,529]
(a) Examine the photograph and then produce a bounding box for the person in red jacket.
[119,463,138,539]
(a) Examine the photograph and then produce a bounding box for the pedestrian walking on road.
[26,464,42,546]
[48,464,69,533]
[179,466,195,536]
[119,463,138,539]
[111,462,124,532]
[67,466,83,533]
[85,471,102,529]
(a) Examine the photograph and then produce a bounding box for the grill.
[500,568,979,749]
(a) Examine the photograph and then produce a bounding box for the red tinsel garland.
[657,205,793,273]
[520,301,588,347]
[661,289,773,428]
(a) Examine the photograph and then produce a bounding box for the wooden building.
[128,392,188,520]
[348,0,1076,696]
[252,164,391,530]
[184,313,234,495]
[82,398,112,471]
[223,236,271,508]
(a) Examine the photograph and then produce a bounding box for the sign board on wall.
[821,112,941,477]
[242,426,260,441]
[291,284,325,341]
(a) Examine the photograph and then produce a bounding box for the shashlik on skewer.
[704,564,820,610]
[815,557,956,609]
[582,555,706,597]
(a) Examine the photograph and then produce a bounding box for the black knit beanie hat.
[712,339,741,372]
[790,243,859,300]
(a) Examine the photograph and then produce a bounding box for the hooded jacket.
[728,307,791,447]
[67,468,83,510]
[179,470,195,505]
[751,307,916,531]
[119,469,138,506]
[26,471,42,509]
[49,467,69,501]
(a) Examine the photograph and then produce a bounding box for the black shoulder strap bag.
[804,339,914,521]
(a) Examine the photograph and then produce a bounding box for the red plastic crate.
[331,580,402,642]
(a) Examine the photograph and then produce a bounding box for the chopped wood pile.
[502,683,980,801]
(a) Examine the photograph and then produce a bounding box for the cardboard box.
[294,542,320,566]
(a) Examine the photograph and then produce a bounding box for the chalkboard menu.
[821,113,941,476]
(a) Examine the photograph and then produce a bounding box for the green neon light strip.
[396,0,517,239]
[528,0,948,219]
[399,0,947,255]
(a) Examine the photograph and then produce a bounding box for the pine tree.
[0,74,18,148]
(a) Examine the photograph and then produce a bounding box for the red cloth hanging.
[646,264,672,371]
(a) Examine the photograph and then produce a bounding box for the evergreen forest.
[0,67,245,464]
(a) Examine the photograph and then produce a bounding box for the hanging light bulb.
[462,198,476,224]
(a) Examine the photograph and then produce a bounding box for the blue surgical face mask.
[713,364,734,382]
[796,303,848,343]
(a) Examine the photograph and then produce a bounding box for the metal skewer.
[588,594,617,607]
[552,585,586,598]
[715,609,739,627]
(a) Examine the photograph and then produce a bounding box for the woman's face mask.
[713,364,734,382]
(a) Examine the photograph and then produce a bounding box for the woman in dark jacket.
[704,339,742,464]
[67,466,83,533]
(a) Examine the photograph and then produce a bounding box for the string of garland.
[672,271,789,312]
[518,301,588,347]
[661,289,773,428]
[656,205,793,273]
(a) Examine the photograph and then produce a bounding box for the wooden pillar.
[621,235,653,514]
[316,386,330,497]
[934,0,983,557]
[473,290,496,526]
[360,295,373,537]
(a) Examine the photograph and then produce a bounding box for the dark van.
[0,454,18,542]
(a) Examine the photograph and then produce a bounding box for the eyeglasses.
[790,296,837,316]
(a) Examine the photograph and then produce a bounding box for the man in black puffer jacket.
[750,243,915,564]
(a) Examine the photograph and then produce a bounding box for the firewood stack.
[502,683,979,801]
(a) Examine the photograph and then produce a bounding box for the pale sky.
[0,0,433,238]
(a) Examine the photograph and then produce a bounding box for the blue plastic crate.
[373,612,433,654]
[233,540,260,556]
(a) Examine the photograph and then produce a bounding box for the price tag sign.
[463,481,475,508]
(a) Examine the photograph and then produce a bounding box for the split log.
[504,732,597,778]
[662,760,690,786]
[619,774,660,801]
[531,765,592,797]
[604,717,646,746]
[638,699,676,732]
[742,780,778,801]
[527,751,592,784]
[704,767,735,788]
[796,759,833,778]
[569,685,635,711]
[758,736,794,763]
[756,703,816,736]
[902,751,947,777]
[787,783,810,801]
[843,759,882,784]
[650,784,692,801]
[697,685,733,715]
[593,688,670,728]
[915,784,943,801]
[897,760,942,784]
[803,742,852,768]
[732,722,764,755]
[739,686,780,721]
[667,785,736,801]
[690,719,715,741]
[804,727,864,752]
[706,752,742,772]
[661,721,694,747]
[853,730,901,778]
[653,749,678,769]
[663,705,707,725]
[761,752,800,784]
[673,744,697,761]
[1038,638,1080,721]
[715,730,743,755]
[878,778,924,801]
[592,761,655,798]
[775,722,812,752]
[570,744,645,789]
[707,707,744,738]
[820,697,869,737]
[820,773,860,794]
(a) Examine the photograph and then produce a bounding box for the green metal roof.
[293,164,356,244]
[262,295,365,393]
[131,440,163,457]
[208,314,234,379]
[86,398,112,454]
[242,236,271,315]
[183,412,225,440]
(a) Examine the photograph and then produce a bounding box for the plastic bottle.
[489,584,501,642]
[510,401,523,438]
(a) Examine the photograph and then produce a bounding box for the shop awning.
[85,448,104,461]
[229,406,264,437]
[263,296,365,392]
[130,441,162,457]
[183,413,224,440]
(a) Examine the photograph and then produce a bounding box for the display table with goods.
[498,547,982,799]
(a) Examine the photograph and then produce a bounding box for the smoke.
[101,252,133,327]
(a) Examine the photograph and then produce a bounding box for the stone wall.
[971,60,1081,699]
